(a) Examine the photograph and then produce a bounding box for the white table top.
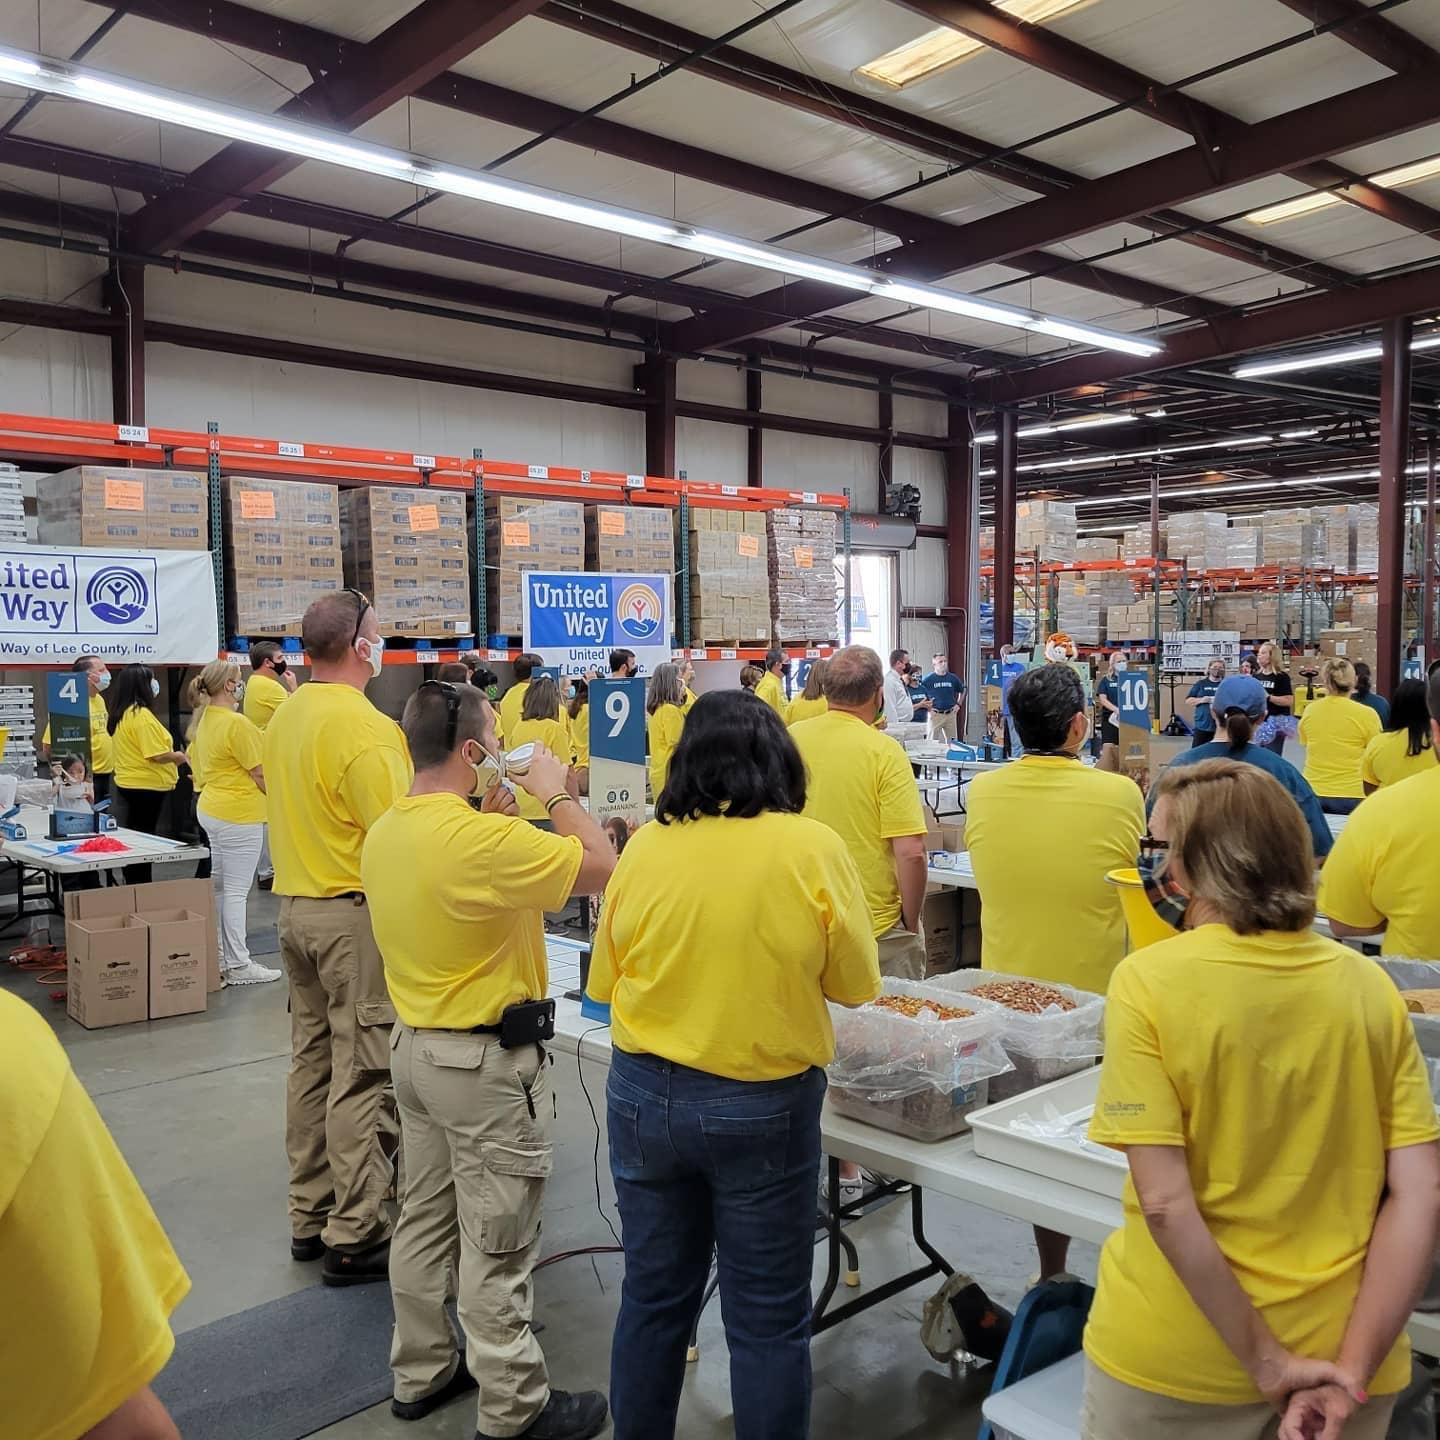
[1,805,207,873]
[927,854,976,889]
[906,752,1007,774]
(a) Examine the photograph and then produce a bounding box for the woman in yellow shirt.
[508,677,577,825]
[1362,679,1436,792]
[678,657,698,714]
[1082,758,1440,1440]
[107,664,187,883]
[568,677,590,794]
[1298,656,1381,814]
[588,690,880,1440]
[784,657,829,726]
[187,660,278,986]
[645,662,686,801]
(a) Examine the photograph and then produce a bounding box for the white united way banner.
[0,544,219,664]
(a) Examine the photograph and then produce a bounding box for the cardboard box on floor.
[922,891,958,976]
[137,908,208,1020]
[68,914,148,1029]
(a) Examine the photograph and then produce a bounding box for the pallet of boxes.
[484,496,584,640]
[38,465,209,551]
[768,508,839,646]
[222,477,342,637]
[1166,511,1229,572]
[343,487,471,639]
[586,503,674,582]
[1015,500,1077,564]
[685,508,769,648]
[1057,572,1134,647]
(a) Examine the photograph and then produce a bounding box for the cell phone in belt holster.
[499,998,556,1048]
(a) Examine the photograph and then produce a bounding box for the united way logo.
[86,564,150,625]
[615,582,661,642]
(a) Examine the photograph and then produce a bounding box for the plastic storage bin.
[980,1350,1084,1440]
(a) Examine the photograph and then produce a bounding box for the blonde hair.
[1151,759,1315,934]
[186,659,239,740]
[1321,656,1355,695]
[739,665,764,692]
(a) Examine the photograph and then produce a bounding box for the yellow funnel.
[1106,867,1178,950]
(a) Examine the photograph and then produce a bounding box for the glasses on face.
[344,587,372,646]
[1139,834,1170,855]
[417,679,463,752]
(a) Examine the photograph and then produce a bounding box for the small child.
[50,754,94,812]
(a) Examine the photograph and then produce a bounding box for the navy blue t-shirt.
[922,671,964,714]
[1186,677,1222,734]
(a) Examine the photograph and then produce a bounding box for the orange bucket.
[1106,867,1178,950]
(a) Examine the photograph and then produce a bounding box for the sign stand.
[586,676,647,938]
[1116,668,1154,795]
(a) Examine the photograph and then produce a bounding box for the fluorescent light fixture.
[0,43,1163,361]
[1143,408,1168,417]
[1235,331,1440,379]
[855,0,1092,89]
[973,413,1138,444]
[1279,427,1320,439]
[1246,153,1440,226]
[1017,435,1273,473]
[1071,467,1386,509]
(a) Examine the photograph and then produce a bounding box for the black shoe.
[290,1234,324,1262]
[257,872,274,891]
[392,1363,476,1421]
[321,1238,390,1287]
[478,1390,608,1440]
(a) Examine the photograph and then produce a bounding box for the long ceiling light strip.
[1234,333,1440,379]
[976,434,1277,478]
[0,45,1161,359]
[972,413,1136,445]
[1246,154,1440,227]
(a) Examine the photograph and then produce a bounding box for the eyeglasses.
[1139,834,1170,855]
[344,587,371,645]
[417,679,463,752]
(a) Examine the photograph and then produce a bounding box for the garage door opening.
[836,552,896,661]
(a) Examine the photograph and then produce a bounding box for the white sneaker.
[225,961,282,986]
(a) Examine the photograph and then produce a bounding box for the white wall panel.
[762,371,882,426]
[676,359,746,406]
[676,417,746,487]
[893,393,948,437]
[894,448,946,528]
[901,537,947,610]
[900,618,947,663]
[763,430,877,511]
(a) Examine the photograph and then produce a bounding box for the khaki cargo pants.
[280,895,396,1251]
[876,921,926,981]
[389,1023,554,1437]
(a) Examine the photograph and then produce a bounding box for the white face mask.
[96,669,111,692]
[149,677,160,698]
[356,634,384,680]
[230,682,245,703]
[465,740,503,798]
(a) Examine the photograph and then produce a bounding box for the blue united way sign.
[523,572,671,673]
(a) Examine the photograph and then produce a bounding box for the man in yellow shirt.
[965,661,1145,1279]
[1322,669,1440,959]
[244,641,297,890]
[264,588,413,1287]
[363,680,614,1439]
[790,645,929,979]
[754,648,790,721]
[39,653,115,803]
[1,989,189,1440]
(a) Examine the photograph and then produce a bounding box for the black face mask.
[273,658,287,676]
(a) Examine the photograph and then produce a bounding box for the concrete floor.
[9,881,1098,1440]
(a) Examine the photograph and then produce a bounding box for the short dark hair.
[250,640,283,672]
[657,690,805,824]
[826,645,884,706]
[609,649,635,674]
[304,590,367,664]
[765,647,785,671]
[1009,664,1084,752]
[514,652,543,682]
[1353,659,1373,696]
[521,675,560,723]
[470,666,498,692]
[1428,666,1440,724]
[435,662,470,684]
[106,664,158,735]
[401,683,490,770]
[1390,679,1433,758]
[889,648,908,667]
[72,654,99,673]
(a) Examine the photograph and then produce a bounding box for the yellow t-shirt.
[1086,927,1439,1404]
[1299,694,1381,799]
[191,705,266,825]
[791,710,926,936]
[508,715,574,820]
[647,703,685,800]
[588,811,881,1080]
[755,670,787,720]
[572,704,590,768]
[242,671,289,731]
[785,695,828,726]
[497,679,529,745]
[262,682,412,897]
[1318,765,1440,957]
[41,692,113,775]
[0,990,190,1440]
[966,757,1144,995]
[681,686,698,715]
[1362,728,1437,790]
[111,706,178,791]
[363,792,582,1028]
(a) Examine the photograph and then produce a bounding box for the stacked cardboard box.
[687,509,769,646]
[38,466,208,550]
[223,477,342,637]
[1074,537,1120,561]
[1057,573,1135,646]
[1251,593,1329,641]
[1165,511,1229,570]
[342,487,470,639]
[484,496,584,636]
[1318,626,1377,663]
[979,526,995,558]
[586,504,675,576]
[0,683,34,775]
[1209,595,1260,636]
[1122,526,1162,563]
[1261,508,1318,566]
[1220,528,1261,568]
[1350,589,1378,634]
[768,508,838,644]
[0,471,26,545]
[1015,500,1076,563]
[1354,504,1379,573]
[1106,595,1179,642]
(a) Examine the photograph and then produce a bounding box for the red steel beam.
[638,357,678,477]
[105,260,145,425]
[1377,316,1412,696]
[1270,0,1439,72]
[128,0,548,254]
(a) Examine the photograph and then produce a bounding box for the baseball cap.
[1212,675,1266,720]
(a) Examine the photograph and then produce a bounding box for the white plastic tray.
[967,1068,1127,1201]
[981,1351,1083,1440]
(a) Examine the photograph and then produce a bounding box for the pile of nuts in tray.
[971,980,1076,1014]
[873,994,975,1022]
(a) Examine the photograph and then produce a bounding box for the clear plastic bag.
[1375,959,1440,1107]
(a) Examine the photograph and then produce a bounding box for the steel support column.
[638,356,677,477]
[1378,316,1413,697]
[945,405,974,714]
[745,361,762,486]
[105,259,145,425]
[993,411,1018,655]
[1424,439,1436,670]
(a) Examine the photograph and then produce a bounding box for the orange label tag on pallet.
[600,510,627,536]
[408,503,439,533]
[503,520,531,547]
[239,489,276,520]
[737,533,759,558]
[104,478,145,512]
[793,546,814,569]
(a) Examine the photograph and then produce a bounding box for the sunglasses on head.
[417,679,463,752]
[343,587,372,646]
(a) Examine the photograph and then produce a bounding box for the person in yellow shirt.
[40,653,115,803]
[754,648,789,720]
[497,652,544,744]
[790,645,928,979]
[738,663,763,694]
[1083,758,1440,1440]
[588,690,880,1440]
[785,657,829,726]
[645,662,687,800]
[568,677,591,793]
[364,679,614,1440]
[509,676,578,823]
[1298,656,1381,813]
[108,664,188,884]
[966,661,1144,1281]
[677,657,698,714]
[243,642,297,891]
[1,989,190,1440]
[263,588,413,1286]
[187,659,279,987]
[1362,679,1435,791]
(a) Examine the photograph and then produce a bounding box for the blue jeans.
[1320,795,1362,815]
[606,1049,826,1440]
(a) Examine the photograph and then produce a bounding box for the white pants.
[257,822,272,879]
[201,812,264,973]
[928,710,958,743]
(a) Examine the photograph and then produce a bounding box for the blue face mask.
[1137,852,1192,931]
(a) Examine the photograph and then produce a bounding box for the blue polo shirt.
[922,671,964,714]
[1186,677,1222,735]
